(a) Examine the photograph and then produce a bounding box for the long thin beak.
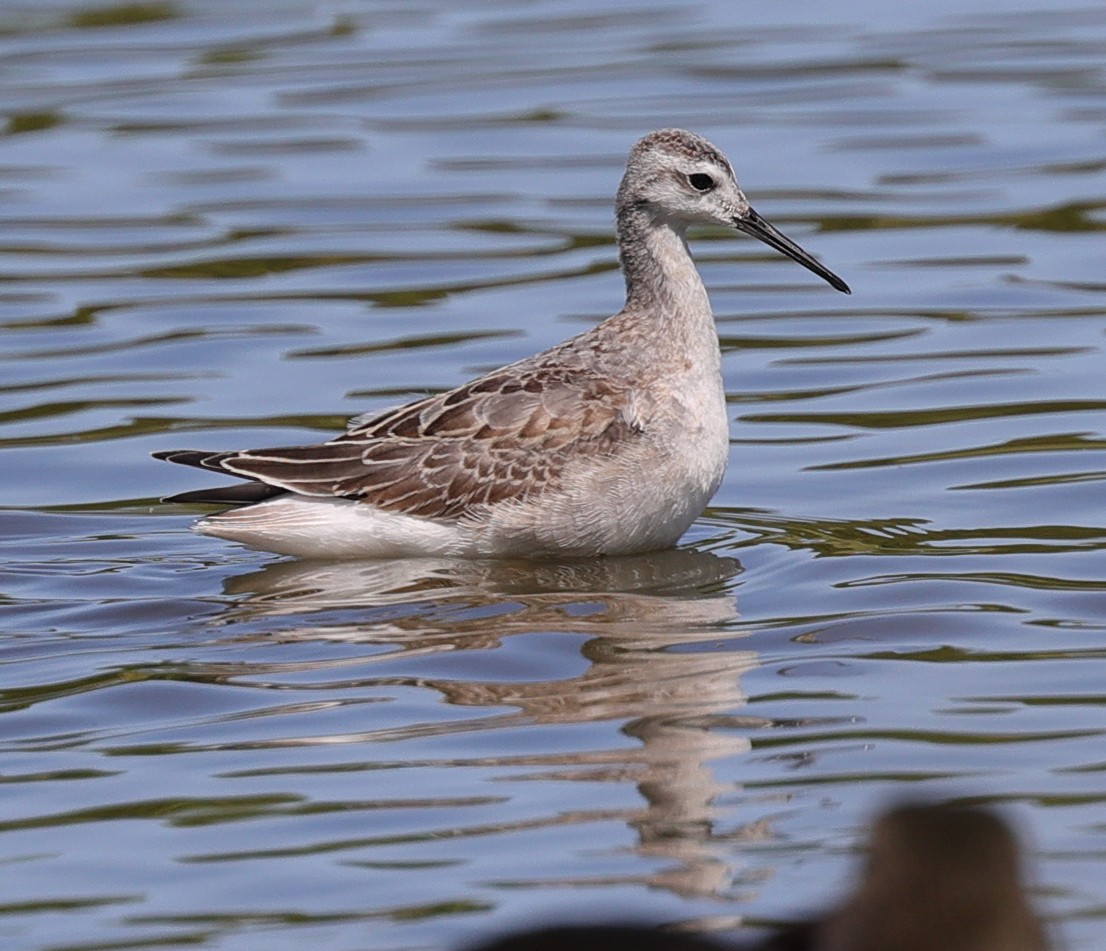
[733,207,850,294]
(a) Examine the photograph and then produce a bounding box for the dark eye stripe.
[688,173,716,192]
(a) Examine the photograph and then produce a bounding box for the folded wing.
[156,364,637,521]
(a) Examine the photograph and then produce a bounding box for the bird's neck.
[616,204,713,331]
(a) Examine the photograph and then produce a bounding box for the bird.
[154,129,849,559]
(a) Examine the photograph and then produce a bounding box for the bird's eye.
[688,173,716,192]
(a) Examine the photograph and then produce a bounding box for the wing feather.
[157,362,639,521]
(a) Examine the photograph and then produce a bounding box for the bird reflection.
[219,548,739,625]
[215,548,759,900]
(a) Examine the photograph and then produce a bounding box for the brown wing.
[189,365,638,521]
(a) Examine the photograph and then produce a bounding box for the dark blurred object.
[464,924,729,951]
[462,804,1049,951]
[760,803,1049,951]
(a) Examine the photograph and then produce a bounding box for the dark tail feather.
[154,448,284,506]
[152,449,237,473]
[162,483,286,505]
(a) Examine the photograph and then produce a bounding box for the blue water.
[3,1,1106,949]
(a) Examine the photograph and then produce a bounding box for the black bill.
[733,207,850,294]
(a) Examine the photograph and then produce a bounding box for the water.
[2,1,1106,948]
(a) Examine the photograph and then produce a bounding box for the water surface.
[3,1,1106,949]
